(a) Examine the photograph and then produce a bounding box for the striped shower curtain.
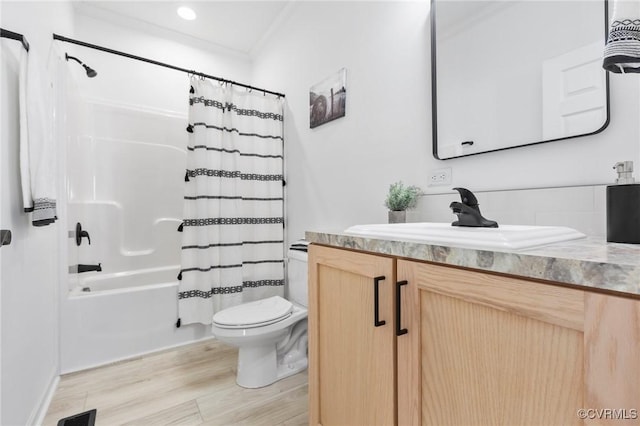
[178,77,285,326]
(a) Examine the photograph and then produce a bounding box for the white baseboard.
[30,373,60,426]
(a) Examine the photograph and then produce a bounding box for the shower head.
[65,53,98,78]
[83,64,97,78]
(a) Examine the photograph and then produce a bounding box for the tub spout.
[77,263,102,273]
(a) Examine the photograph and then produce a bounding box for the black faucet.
[449,187,498,228]
[77,263,102,273]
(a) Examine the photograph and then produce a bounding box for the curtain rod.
[1,28,30,52]
[52,33,285,98]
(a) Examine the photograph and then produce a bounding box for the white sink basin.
[344,222,586,251]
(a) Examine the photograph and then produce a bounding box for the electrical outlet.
[429,167,452,186]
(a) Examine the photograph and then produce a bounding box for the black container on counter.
[607,184,640,243]
[607,161,640,244]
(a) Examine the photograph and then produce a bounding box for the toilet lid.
[212,296,293,329]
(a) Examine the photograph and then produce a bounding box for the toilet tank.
[287,249,308,307]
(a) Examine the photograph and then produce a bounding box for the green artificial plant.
[384,181,422,211]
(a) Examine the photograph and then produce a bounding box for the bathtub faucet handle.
[75,222,91,246]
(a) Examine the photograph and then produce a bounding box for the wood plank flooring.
[43,339,308,426]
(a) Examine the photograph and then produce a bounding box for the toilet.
[211,245,308,388]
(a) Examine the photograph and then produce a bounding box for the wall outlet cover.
[429,168,452,186]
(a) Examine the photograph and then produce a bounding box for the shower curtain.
[178,77,285,326]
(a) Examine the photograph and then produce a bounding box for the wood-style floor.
[43,339,308,426]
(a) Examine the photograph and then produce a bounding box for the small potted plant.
[384,181,422,223]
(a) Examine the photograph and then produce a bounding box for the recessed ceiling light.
[177,6,196,21]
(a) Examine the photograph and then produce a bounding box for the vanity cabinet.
[309,244,640,426]
[400,261,583,425]
[308,244,396,425]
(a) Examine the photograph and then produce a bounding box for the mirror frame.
[431,0,611,160]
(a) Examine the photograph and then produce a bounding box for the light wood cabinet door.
[397,260,640,426]
[309,245,396,426]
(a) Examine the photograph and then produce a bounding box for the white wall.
[252,1,432,241]
[69,5,252,112]
[0,2,74,424]
[252,1,640,242]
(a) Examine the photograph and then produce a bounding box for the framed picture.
[309,68,347,128]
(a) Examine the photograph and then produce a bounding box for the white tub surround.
[62,98,204,372]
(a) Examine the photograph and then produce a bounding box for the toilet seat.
[212,296,293,329]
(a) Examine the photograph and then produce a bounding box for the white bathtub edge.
[69,280,177,298]
[60,336,217,375]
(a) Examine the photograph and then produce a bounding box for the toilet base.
[237,344,277,388]
[235,324,307,389]
[235,342,308,389]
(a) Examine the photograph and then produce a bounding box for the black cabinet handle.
[374,275,386,327]
[396,280,408,336]
[0,229,12,247]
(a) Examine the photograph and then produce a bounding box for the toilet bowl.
[211,245,308,388]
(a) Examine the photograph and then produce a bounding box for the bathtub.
[59,99,209,373]
[60,265,210,373]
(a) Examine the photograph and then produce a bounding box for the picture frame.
[309,68,347,128]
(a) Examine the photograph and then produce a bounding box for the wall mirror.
[431,0,609,160]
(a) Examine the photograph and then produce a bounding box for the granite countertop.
[305,230,640,298]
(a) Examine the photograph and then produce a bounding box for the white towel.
[603,0,640,73]
[18,48,57,226]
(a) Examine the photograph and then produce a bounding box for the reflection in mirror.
[432,0,609,160]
